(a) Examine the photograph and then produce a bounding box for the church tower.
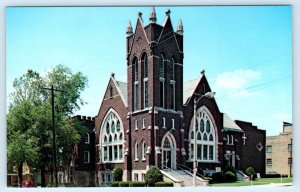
[126,7,185,177]
[126,8,184,111]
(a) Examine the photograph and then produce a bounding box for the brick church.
[71,8,266,186]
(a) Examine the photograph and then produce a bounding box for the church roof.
[183,75,203,105]
[115,76,202,107]
[115,80,127,105]
[223,113,244,133]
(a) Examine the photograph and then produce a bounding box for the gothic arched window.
[159,53,166,108]
[163,137,171,148]
[101,110,124,163]
[170,57,175,80]
[133,57,139,111]
[109,85,113,98]
[170,57,176,110]
[133,57,138,81]
[142,53,149,108]
[134,142,139,160]
[142,53,148,79]
[159,53,165,78]
[142,140,147,160]
[189,108,216,161]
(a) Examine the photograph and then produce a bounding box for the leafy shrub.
[110,181,121,187]
[155,181,173,187]
[118,181,130,187]
[46,183,53,187]
[113,167,123,181]
[225,165,237,175]
[212,172,224,183]
[264,174,288,178]
[224,171,236,182]
[129,181,146,187]
[145,166,164,186]
[245,167,256,180]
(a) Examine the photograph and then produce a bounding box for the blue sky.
[6,6,292,136]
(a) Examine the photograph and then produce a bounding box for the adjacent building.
[266,122,292,176]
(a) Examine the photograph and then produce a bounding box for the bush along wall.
[224,171,237,182]
[118,181,131,187]
[110,181,121,187]
[212,172,224,183]
[264,174,288,178]
[155,182,174,187]
[129,181,146,187]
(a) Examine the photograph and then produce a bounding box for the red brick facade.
[90,8,266,186]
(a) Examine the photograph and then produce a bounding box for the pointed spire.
[149,6,157,23]
[126,20,133,36]
[177,19,183,35]
[111,72,115,78]
[138,11,143,22]
[165,9,171,16]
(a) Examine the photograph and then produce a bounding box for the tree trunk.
[17,161,23,186]
[41,165,46,187]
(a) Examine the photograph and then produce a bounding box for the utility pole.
[43,84,63,187]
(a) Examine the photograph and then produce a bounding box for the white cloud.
[271,113,290,121]
[229,89,262,98]
[213,69,262,99]
[215,69,261,90]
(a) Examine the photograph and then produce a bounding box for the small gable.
[129,18,149,55]
[158,16,175,44]
[183,74,212,105]
[102,76,128,108]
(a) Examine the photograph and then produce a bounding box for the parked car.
[19,179,36,188]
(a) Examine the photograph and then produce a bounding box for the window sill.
[142,127,145,129]
[141,159,146,162]
[134,159,139,162]
[102,160,125,164]
[186,159,217,163]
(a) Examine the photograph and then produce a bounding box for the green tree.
[113,168,123,181]
[7,65,88,187]
[144,166,164,187]
[245,167,256,180]
[7,71,42,185]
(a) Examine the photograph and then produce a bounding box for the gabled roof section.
[158,14,174,44]
[134,15,150,43]
[128,14,150,56]
[115,80,128,105]
[183,74,203,105]
[111,76,128,107]
[223,113,244,133]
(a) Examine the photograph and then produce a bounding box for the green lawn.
[210,177,293,187]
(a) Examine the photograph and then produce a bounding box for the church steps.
[161,169,208,187]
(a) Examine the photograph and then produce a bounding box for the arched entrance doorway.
[161,134,176,170]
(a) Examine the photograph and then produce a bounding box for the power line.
[215,75,291,100]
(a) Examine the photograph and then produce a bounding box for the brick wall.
[235,120,266,175]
